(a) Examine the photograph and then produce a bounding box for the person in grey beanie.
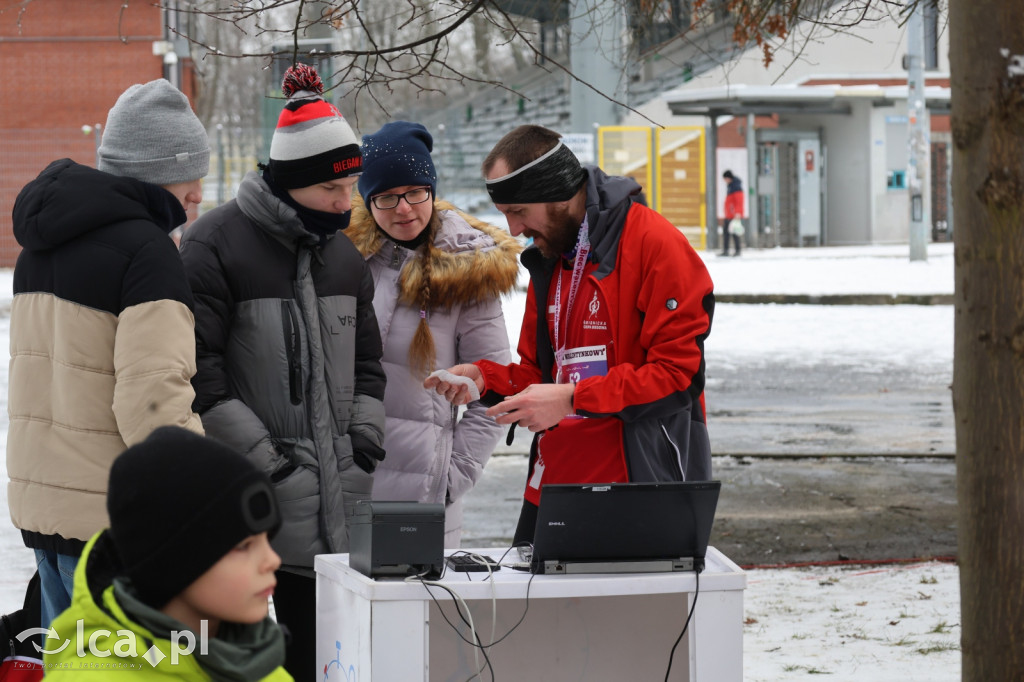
[98,80,210,187]
[7,79,209,629]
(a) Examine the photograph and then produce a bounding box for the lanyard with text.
[553,221,590,382]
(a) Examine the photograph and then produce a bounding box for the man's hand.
[423,364,485,406]
[350,432,385,474]
[486,383,575,432]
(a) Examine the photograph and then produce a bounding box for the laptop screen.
[530,481,721,572]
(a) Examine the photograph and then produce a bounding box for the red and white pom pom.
[282,63,324,98]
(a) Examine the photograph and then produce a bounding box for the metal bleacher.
[402,10,737,210]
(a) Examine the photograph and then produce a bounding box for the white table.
[315,546,745,681]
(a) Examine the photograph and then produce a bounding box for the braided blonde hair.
[406,210,442,379]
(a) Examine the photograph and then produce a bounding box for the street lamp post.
[906,6,930,263]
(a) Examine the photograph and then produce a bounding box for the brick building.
[0,0,197,266]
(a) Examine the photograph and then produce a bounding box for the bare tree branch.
[170,0,941,131]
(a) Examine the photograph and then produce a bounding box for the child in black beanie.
[43,426,292,681]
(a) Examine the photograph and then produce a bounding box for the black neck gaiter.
[263,169,350,246]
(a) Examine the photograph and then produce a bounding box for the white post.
[906,4,930,262]
[746,112,758,248]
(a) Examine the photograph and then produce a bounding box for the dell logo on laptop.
[548,521,565,526]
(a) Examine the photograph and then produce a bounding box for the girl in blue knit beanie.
[347,121,522,547]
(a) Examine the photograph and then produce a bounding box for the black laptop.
[528,480,721,575]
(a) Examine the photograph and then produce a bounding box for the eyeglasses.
[370,187,432,210]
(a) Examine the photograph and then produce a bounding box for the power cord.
[412,546,703,681]
[663,569,700,681]
[411,546,538,681]
[413,576,494,680]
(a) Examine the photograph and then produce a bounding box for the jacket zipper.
[661,423,685,480]
[282,301,303,405]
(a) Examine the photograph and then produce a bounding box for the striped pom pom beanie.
[266,63,362,189]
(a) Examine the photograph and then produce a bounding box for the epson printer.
[349,501,444,579]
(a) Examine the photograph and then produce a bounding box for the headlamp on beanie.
[266,63,362,190]
[106,426,282,608]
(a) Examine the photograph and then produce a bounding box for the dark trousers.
[274,570,316,682]
[513,500,539,546]
[721,223,742,255]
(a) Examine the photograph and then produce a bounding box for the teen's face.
[287,177,359,214]
[369,185,434,242]
[161,179,203,213]
[165,533,280,636]
[486,159,581,258]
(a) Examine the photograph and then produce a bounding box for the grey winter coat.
[345,200,521,546]
[180,171,386,571]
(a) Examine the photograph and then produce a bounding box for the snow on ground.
[710,302,952,373]
[700,242,954,296]
[500,239,955,371]
[745,560,959,680]
[0,242,961,680]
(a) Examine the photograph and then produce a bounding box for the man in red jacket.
[426,125,715,543]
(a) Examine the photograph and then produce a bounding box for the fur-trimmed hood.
[345,196,522,309]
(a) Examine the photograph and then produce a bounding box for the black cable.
[463,543,537,648]
[419,579,496,680]
[447,550,477,581]
[664,570,700,682]
[479,570,535,647]
[427,546,701,680]
[418,580,485,647]
[413,543,538,682]
[434,547,538,647]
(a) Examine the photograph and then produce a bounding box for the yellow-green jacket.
[44,531,291,681]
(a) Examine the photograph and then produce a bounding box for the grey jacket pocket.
[334,434,374,524]
[269,437,324,567]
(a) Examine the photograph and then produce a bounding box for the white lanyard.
[553,222,590,357]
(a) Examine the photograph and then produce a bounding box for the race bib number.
[555,344,608,385]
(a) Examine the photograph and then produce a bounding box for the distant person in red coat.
[721,170,745,257]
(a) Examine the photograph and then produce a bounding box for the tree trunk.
[950,0,1024,679]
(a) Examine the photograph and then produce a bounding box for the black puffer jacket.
[180,170,386,571]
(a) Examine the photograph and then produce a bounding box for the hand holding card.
[427,368,481,402]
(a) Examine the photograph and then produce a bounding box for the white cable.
[415,575,483,679]
[484,556,498,679]
[411,552,507,681]
[464,553,499,682]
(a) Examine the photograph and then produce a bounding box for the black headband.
[484,142,587,204]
